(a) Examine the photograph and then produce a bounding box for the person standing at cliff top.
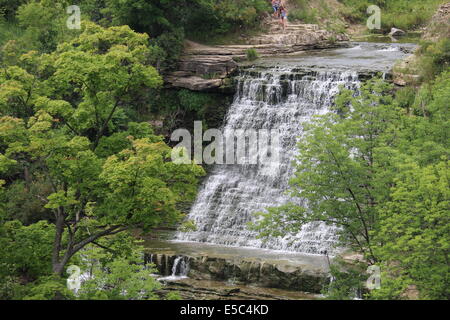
[279,4,288,31]
[272,0,281,18]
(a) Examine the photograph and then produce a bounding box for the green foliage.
[76,234,161,300]
[148,89,231,134]
[179,219,197,233]
[379,0,446,32]
[153,28,185,71]
[23,276,75,300]
[0,220,54,279]
[165,291,182,300]
[3,180,53,224]
[288,0,318,24]
[373,160,450,300]
[0,220,55,299]
[2,0,270,68]
[416,38,450,82]
[0,22,205,298]
[246,48,259,61]
[338,0,447,32]
[324,260,368,300]
[15,0,80,53]
[253,68,450,299]
[252,79,400,262]
[83,0,270,44]
[79,257,160,299]
[395,86,416,111]
[203,0,270,35]
[0,18,24,47]
[0,0,28,19]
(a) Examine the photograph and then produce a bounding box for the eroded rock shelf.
[165,20,350,92]
[144,240,331,294]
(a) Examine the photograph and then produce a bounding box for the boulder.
[389,27,406,37]
[177,55,238,78]
[164,54,237,92]
[165,75,224,91]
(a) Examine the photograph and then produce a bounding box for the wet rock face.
[147,253,329,293]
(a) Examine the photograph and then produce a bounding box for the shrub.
[338,0,447,33]
[417,38,450,82]
[0,0,28,19]
[288,0,319,24]
[395,87,416,112]
[288,8,318,24]
[246,48,259,61]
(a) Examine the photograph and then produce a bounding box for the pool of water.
[143,238,331,272]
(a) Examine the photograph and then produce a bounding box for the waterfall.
[157,256,190,281]
[174,67,361,255]
[171,256,190,277]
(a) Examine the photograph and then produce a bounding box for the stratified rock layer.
[165,20,349,92]
[148,253,329,293]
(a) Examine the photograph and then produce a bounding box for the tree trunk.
[52,210,66,276]
[53,262,65,276]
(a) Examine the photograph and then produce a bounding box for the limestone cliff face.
[148,253,329,293]
[165,53,238,92]
[165,21,349,92]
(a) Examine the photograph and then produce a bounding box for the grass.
[201,72,220,79]
[288,0,319,24]
[246,48,259,61]
[288,8,319,24]
[288,0,348,31]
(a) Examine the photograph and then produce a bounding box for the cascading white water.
[171,256,190,277]
[154,255,190,281]
[174,67,361,255]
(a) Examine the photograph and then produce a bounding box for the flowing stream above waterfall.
[174,42,416,255]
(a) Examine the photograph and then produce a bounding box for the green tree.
[16,0,79,53]
[252,70,450,299]
[76,234,161,300]
[0,219,55,299]
[324,259,368,300]
[372,160,449,300]
[0,22,204,279]
[0,0,28,19]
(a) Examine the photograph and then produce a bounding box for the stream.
[146,41,417,299]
